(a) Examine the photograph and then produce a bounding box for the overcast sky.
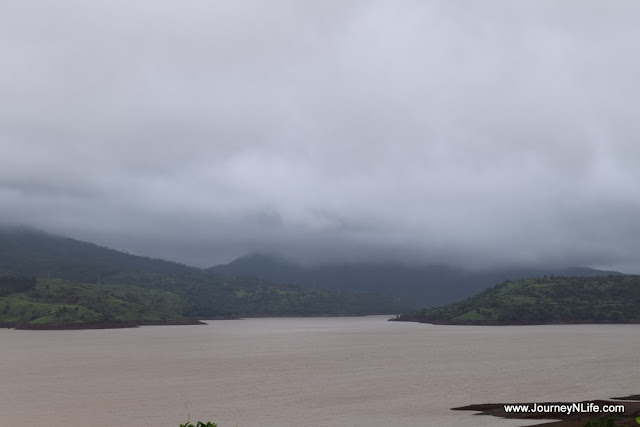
[1,1,639,271]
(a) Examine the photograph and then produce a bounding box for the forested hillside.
[0,228,403,328]
[210,253,621,306]
[392,275,640,325]
[0,275,191,328]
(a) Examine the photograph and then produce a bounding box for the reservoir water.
[1,316,638,426]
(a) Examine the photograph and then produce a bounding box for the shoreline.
[389,316,640,326]
[216,313,388,319]
[2,313,391,330]
[453,395,640,426]
[1,318,206,330]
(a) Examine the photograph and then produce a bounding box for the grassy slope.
[393,275,640,324]
[0,277,187,326]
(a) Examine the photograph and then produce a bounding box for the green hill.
[0,275,192,328]
[0,228,403,326]
[391,275,640,325]
[0,273,401,329]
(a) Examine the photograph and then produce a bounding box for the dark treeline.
[0,275,36,296]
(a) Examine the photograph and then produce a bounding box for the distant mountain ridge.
[0,226,623,315]
[0,227,404,321]
[0,226,197,282]
[209,253,622,307]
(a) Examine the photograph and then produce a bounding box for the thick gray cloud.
[1,1,640,271]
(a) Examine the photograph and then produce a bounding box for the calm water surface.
[1,316,638,426]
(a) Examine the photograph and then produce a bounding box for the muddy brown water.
[1,316,638,426]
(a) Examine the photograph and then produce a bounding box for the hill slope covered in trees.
[391,275,640,325]
[0,228,404,327]
[209,253,621,306]
[0,275,193,328]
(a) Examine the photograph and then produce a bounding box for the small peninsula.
[391,275,640,325]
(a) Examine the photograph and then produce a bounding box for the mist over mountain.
[210,253,621,306]
[2,2,640,274]
[1,226,620,310]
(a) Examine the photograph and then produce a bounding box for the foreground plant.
[583,417,615,427]
[180,401,218,427]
